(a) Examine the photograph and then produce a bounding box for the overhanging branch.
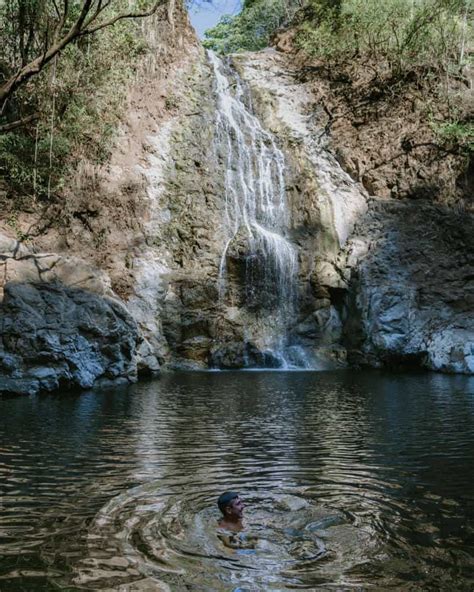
[0,113,39,134]
[81,1,164,36]
[0,0,166,108]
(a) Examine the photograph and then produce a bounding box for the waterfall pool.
[1,370,473,590]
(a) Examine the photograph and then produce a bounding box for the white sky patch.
[189,0,242,38]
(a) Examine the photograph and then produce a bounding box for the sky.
[188,0,243,38]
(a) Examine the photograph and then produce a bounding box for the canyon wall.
[1,7,472,395]
[233,50,473,375]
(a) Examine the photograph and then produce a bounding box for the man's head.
[217,491,244,520]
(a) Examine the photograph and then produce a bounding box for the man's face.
[226,496,244,519]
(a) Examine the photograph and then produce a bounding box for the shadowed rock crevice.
[340,199,474,374]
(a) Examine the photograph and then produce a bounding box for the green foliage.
[296,0,473,74]
[432,119,474,152]
[0,1,156,202]
[296,1,474,163]
[203,0,304,54]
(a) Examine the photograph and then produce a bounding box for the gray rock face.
[341,199,474,374]
[2,43,471,387]
[0,282,141,395]
[0,232,144,395]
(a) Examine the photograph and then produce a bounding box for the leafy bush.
[296,0,473,75]
[432,120,474,152]
[203,0,305,54]
[0,1,154,203]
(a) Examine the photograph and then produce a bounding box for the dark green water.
[1,370,473,591]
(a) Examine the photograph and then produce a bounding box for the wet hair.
[217,491,239,514]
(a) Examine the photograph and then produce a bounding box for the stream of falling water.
[209,52,308,369]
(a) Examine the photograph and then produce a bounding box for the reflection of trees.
[129,371,383,496]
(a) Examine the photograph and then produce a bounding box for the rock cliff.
[342,198,473,373]
[0,234,140,394]
[234,49,473,375]
[1,3,472,395]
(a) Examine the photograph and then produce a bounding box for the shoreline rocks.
[0,282,142,396]
[0,234,151,396]
[341,198,474,375]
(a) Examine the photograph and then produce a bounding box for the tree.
[0,1,166,133]
[203,0,305,54]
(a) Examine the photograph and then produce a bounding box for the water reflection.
[0,370,473,590]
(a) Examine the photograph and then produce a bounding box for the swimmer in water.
[218,491,244,531]
[217,491,257,550]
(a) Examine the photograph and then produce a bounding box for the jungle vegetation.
[0,0,472,207]
[0,0,200,204]
[202,0,306,53]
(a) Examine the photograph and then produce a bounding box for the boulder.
[343,199,474,374]
[0,282,141,395]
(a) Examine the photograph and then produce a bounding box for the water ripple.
[0,370,473,590]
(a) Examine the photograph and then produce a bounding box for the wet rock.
[342,200,474,374]
[275,495,310,512]
[0,282,141,395]
[427,329,474,374]
[178,336,212,365]
[297,306,343,344]
[210,340,282,369]
[0,377,40,396]
[312,261,348,291]
[209,342,247,369]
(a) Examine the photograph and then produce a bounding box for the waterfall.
[209,52,308,369]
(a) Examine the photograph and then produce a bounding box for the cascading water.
[209,52,309,369]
